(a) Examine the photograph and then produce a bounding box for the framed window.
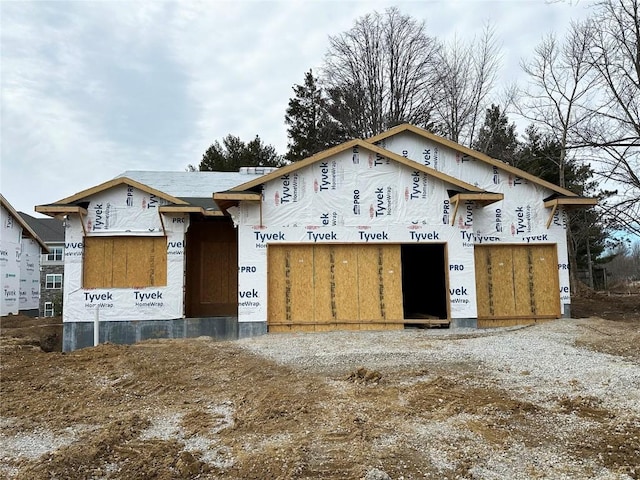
[44,302,54,317]
[47,246,64,262]
[45,274,63,289]
[83,236,167,288]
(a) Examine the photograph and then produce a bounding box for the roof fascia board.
[368,124,579,198]
[35,205,89,216]
[52,177,189,206]
[213,192,262,201]
[543,197,598,208]
[229,139,483,193]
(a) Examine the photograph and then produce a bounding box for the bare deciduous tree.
[322,7,440,138]
[517,22,597,188]
[580,0,640,236]
[432,24,501,146]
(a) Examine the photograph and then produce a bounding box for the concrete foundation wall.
[62,317,257,351]
[449,318,478,328]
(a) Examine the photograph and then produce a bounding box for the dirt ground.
[1,292,639,480]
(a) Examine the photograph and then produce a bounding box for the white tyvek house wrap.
[62,185,189,323]
[1,204,22,315]
[376,131,571,309]
[236,148,480,324]
[19,237,40,310]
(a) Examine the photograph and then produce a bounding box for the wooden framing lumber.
[544,197,598,228]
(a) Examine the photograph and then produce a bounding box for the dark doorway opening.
[185,216,238,317]
[401,244,448,320]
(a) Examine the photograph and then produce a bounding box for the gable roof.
[51,176,189,206]
[0,194,48,250]
[18,212,65,243]
[228,139,485,194]
[367,123,579,197]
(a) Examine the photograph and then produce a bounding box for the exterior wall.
[234,147,478,326]
[40,242,64,316]
[376,131,571,314]
[62,184,189,325]
[234,138,570,327]
[1,204,23,315]
[19,237,41,315]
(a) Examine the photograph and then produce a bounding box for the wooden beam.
[543,197,598,208]
[544,196,596,229]
[213,192,261,201]
[546,202,558,229]
[35,205,88,216]
[449,192,503,206]
[450,196,460,226]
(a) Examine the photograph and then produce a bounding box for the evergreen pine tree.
[285,70,345,162]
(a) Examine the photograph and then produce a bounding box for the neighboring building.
[1,194,48,317]
[19,212,65,317]
[36,125,596,351]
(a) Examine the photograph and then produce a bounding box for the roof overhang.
[368,124,580,198]
[544,196,598,228]
[227,139,483,194]
[212,191,262,217]
[35,205,89,216]
[447,192,504,226]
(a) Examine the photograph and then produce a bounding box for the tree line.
[192,0,639,286]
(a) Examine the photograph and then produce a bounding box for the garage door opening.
[401,244,448,321]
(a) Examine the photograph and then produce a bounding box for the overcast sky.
[1,0,595,216]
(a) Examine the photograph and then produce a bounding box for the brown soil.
[1,293,638,479]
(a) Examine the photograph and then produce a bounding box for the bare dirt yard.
[1,292,639,480]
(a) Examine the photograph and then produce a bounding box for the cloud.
[1,0,596,215]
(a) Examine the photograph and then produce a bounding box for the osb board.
[267,244,404,332]
[512,247,534,317]
[333,245,359,323]
[200,240,236,305]
[83,236,167,289]
[267,246,288,324]
[381,245,403,322]
[289,246,315,323]
[473,247,491,318]
[531,245,561,317]
[357,246,383,322]
[474,244,560,322]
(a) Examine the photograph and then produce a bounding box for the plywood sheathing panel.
[290,245,314,323]
[83,236,167,289]
[333,245,359,323]
[532,245,561,317]
[267,244,404,332]
[267,245,287,324]
[313,246,333,328]
[381,245,404,322]
[357,246,382,324]
[474,244,561,327]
